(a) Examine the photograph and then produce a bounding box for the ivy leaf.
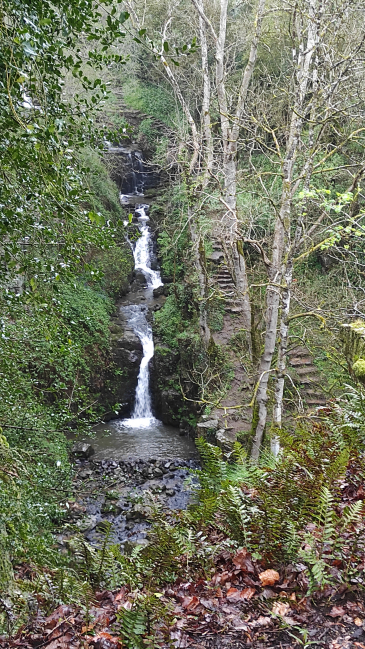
[119,11,130,23]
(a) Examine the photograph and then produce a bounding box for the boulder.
[153,285,164,298]
[76,515,98,532]
[196,419,219,431]
[71,442,94,459]
[134,269,147,285]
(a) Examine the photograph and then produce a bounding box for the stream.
[89,201,196,461]
[66,155,198,550]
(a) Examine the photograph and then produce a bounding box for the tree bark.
[251,0,318,461]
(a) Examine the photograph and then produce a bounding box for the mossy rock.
[352,358,365,382]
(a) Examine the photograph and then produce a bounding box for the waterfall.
[135,151,145,194]
[134,205,162,289]
[128,153,138,194]
[122,203,163,428]
[122,305,155,427]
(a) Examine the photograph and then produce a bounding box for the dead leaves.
[232,549,255,573]
[259,569,280,586]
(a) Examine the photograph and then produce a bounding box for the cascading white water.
[122,304,155,427]
[133,205,163,289]
[122,204,163,428]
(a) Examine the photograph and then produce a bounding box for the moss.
[352,358,365,382]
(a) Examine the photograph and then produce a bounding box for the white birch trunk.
[189,209,211,344]
[251,0,318,461]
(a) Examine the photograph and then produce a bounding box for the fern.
[119,607,147,649]
[340,500,363,532]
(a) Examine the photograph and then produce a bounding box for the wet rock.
[196,419,219,431]
[165,488,176,497]
[123,538,150,553]
[101,502,122,515]
[78,468,93,478]
[126,503,152,521]
[216,428,237,449]
[76,515,98,532]
[153,285,164,298]
[134,269,147,285]
[71,443,95,460]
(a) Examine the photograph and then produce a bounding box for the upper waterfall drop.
[133,205,163,289]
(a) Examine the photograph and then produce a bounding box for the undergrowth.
[2,388,365,637]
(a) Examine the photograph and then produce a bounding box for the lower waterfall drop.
[122,304,155,427]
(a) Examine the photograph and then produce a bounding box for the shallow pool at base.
[88,417,197,461]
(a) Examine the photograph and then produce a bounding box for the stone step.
[288,346,310,357]
[289,356,313,366]
[297,377,318,385]
[306,398,327,406]
[217,274,233,281]
[208,253,225,264]
[294,365,318,376]
[305,388,324,396]
[218,280,235,287]
[225,306,243,314]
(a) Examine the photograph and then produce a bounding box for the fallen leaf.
[328,605,346,617]
[114,587,127,602]
[231,616,248,630]
[272,602,290,617]
[44,605,73,630]
[44,635,74,649]
[117,600,132,611]
[92,632,121,648]
[259,569,280,586]
[355,618,363,626]
[182,595,200,611]
[170,629,189,648]
[200,598,216,610]
[226,587,241,601]
[240,588,256,600]
[250,615,272,628]
[232,549,255,574]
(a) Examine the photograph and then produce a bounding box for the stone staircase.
[209,241,243,314]
[288,345,327,409]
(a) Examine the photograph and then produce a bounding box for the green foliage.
[123,79,179,127]
[154,293,189,348]
[352,358,365,381]
[93,246,133,298]
[0,0,128,291]
[119,607,148,649]
[188,405,365,589]
[80,148,125,224]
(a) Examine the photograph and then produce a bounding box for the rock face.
[151,346,185,426]
[71,442,95,459]
[98,309,143,421]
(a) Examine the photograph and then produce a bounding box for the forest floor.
[3,566,365,649]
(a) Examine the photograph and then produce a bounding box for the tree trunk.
[189,207,211,345]
[271,261,292,455]
[251,0,318,461]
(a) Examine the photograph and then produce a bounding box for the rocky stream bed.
[60,450,199,552]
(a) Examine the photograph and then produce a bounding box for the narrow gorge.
[67,149,198,552]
